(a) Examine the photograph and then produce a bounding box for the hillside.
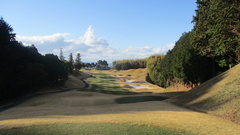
[167,64,240,124]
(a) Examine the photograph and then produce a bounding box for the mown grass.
[80,71,137,95]
[0,123,194,135]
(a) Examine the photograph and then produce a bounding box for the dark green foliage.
[146,54,164,84]
[69,53,73,65]
[0,18,69,101]
[0,17,15,43]
[96,60,109,70]
[192,0,240,66]
[44,54,68,85]
[64,61,74,74]
[82,62,97,69]
[147,32,221,88]
[113,59,147,70]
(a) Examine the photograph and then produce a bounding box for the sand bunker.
[125,80,137,83]
[116,75,125,78]
[129,85,152,89]
[125,80,146,83]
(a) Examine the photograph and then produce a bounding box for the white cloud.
[16,33,70,53]
[16,26,175,63]
[123,44,174,59]
[17,33,70,43]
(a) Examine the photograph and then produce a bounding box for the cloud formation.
[16,26,174,63]
[17,33,70,53]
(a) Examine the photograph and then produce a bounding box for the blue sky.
[1,0,197,63]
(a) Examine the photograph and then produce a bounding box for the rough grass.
[167,64,240,124]
[0,123,193,135]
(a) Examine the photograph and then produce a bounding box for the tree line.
[147,0,239,88]
[81,60,109,70]
[59,50,82,74]
[112,59,147,70]
[0,18,73,101]
[61,49,109,70]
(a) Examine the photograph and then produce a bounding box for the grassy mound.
[0,123,193,135]
[167,64,240,124]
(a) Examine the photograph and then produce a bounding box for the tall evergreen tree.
[0,17,16,44]
[69,53,73,64]
[59,48,64,61]
[192,0,240,67]
[74,53,81,69]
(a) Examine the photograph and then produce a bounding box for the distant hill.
[167,64,240,124]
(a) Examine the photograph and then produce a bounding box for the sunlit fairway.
[82,68,168,94]
[81,71,137,95]
[0,69,240,135]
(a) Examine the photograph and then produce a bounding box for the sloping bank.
[166,64,240,124]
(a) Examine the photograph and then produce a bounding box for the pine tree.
[69,53,73,65]
[74,53,81,69]
[59,48,64,61]
[0,17,16,44]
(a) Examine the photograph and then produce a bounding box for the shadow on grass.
[115,96,168,104]
[78,84,138,95]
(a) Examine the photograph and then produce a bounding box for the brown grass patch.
[1,111,240,135]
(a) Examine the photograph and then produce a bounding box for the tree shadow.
[78,84,138,95]
[115,96,168,104]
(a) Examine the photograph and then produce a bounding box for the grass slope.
[167,64,240,124]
